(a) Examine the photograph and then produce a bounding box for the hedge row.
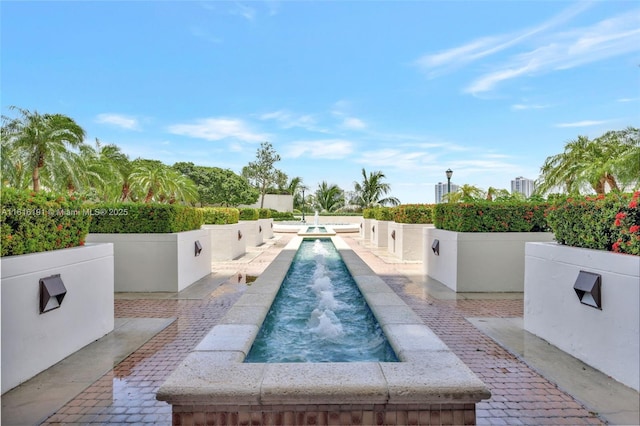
[545,192,639,255]
[1,187,91,256]
[271,211,296,221]
[239,208,259,221]
[89,203,203,233]
[434,202,549,232]
[393,204,434,224]
[201,207,239,224]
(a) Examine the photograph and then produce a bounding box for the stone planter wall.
[203,224,246,261]
[1,243,114,393]
[370,220,389,248]
[86,229,211,292]
[259,218,274,240]
[240,221,263,247]
[424,228,555,292]
[360,218,372,240]
[388,223,434,261]
[524,242,640,391]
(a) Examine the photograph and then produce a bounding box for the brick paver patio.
[42,234,604,425]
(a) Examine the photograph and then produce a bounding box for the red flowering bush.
[434,202,549,232]
[545,192,639,255]
[612,191,640,255]
[1,187,91,256]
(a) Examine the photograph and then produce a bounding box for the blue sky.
[2,1,639,203]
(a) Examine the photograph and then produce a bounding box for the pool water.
[245,238,398,363]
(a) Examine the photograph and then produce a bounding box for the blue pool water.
[306,226,327,233]
[245,238,398,363]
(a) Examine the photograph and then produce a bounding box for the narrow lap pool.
[245,238,397,363]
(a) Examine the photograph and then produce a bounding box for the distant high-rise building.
[435,181,459,203]
[511,176,536,198]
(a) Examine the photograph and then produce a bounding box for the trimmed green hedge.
[258,208,272,219]
[271,210,296,221]
[201,207,239,224]
[394,204,434,224]
[89,203,203,233]
[363,208,375,219]
[545,192,639,255]
[1,188,91,256]
[372,207,395,221]
[239,208,259,221]
[434,202,549,232]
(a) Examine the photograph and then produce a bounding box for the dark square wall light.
[574,270,602,310]
[432,239,440,255]
[194,240,203,256]
[40,274,67,313]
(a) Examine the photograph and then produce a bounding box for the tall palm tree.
[443,184,484,203]
[537,127,639,195]
[1,106,85,192]
[314,181,344,212]
[353,168,400,209]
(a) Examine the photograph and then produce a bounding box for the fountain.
[157,236,490,425]
[314,210,319,226]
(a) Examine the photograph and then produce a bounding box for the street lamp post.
[301,188,306,223]
[446,168,453,200]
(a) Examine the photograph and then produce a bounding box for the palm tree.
[1,106,85,192]
[443,184,484,203]
[537,127,639,195]
[353,168,400,209]
[315,181,344,212]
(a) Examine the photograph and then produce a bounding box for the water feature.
[306,226,327,233]
[245,238,398,363]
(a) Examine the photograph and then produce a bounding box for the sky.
[2,1,639,204]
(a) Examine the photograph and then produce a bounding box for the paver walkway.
[32,233,606,425]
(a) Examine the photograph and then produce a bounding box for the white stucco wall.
[240,194,293,212]
[388,223,434,261]
[1,243,115,393]
[360,218,371,240]
[239,221,263,247]
[203,224,246,261]
[424,228,555,292]
[258,218,274,240]
[86,229,211,292]
[524,242,640,391]
[370,220,389,248]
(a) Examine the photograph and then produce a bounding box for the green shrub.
[434,202,549,232]
[89,203,203,233]
[394,204,434,224]
[545,192,639,255]
[271,210,296,221]
[373,207,395,221]
[239,208,259,221]
[258,208,272,219]
[363,208,375,219]
[1,188,91,256]
[201,207,239,224]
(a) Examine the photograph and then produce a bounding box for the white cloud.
[167,117,268,142]
[617,97,640,102]
[343,117,366,130]
[95,113,140,130]
[230,3,256,21]
[464,10,640,94]
[286,139,354,159]
[258,110,321,131]
[554,120,610,128]
[190,26,222,44]
[355,149,437,170]
[511,103,551,110]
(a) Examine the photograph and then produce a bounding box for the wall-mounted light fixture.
[40,274,67,314]
[372,225,376,233]
[432,239,440,255]
[391,230,396,240]
[238,230,243,240]
[194,240,203,256]
[574,270,602,309]
[259,225,262,233]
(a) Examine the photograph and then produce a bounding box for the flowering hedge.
[434,202,549,232]
[393,204,434,224]
[89,203,203,233]
[201,207,239,224]
[1,188,91,256]
[545,192,639,255]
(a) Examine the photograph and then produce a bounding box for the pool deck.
[2,233,639,425]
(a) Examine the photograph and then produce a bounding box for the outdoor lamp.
[194,240,203,256]
[40,274,67,313]
[574,270,602,309]
[446,169,453,196]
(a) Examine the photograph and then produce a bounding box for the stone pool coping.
[156,236,490,407]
